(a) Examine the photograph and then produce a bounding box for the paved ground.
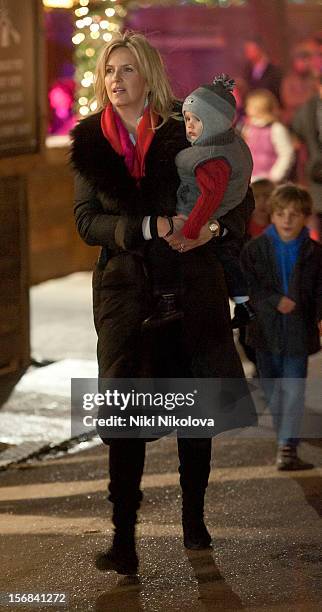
[1,273,322,611]
[1,435,322,611]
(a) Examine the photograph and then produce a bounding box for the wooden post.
[0,0,45,405]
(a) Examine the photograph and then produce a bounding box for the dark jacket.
[244,62,283,102]
[241,233,322,355]
[70,110,257,436]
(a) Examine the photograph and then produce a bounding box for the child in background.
[241,184,322,470]
[243,89,295,183]
[239,178,275,371]
[249,178,318,242]
[143,75,256,329]
[247,179,274,238]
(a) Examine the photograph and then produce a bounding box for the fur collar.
[70,107,186,216]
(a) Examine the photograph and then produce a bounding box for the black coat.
[241,233,322,355]
[244,62,283,102]
[70,110,257,435]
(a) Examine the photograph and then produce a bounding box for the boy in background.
[241,184,322,470]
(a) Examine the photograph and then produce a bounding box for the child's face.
[246,97,270,121]
[184,111,203,142]
[271,204,308,242]
[254,191,271,214]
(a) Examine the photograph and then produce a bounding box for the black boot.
[182,498,212,550]
[97,440,145,574]
[276,445,314,471]
[231,301,256,328]
[178,438,212,550]
[142,293,184,330]
[99,528,139,575]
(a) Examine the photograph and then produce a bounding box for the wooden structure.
[0,0,43,402]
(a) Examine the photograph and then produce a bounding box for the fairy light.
[43,0,74,7]
[72,32,85,45]
[72,0,248,118]
[73,0,126,117]
[75,7,88,16]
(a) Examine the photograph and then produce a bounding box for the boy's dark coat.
[241,233,322,355]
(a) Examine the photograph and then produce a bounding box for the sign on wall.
[0,0,39,157]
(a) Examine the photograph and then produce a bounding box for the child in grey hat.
[143,75,256,329]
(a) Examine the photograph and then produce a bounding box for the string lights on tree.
[71,0,250,117]
[72,1,129,117]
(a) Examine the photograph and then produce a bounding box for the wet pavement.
[1,435,322,611]
[0,273,322,610]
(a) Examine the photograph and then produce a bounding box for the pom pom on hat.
[212,74,236,91]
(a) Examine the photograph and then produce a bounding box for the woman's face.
[104,47,148,114]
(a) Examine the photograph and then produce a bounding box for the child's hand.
[173,216,186,232]
[277,296,296,314]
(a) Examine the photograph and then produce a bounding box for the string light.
[73,1,128,116]
[43,0,74,7]
[72,0,249,117]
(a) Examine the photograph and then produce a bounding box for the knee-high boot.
[105,439,146,574]
[177,438,212,549]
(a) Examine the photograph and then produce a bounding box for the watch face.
[209,222,218,234]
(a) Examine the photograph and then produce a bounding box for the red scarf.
[101,103,158,181]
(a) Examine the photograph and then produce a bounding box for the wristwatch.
[208,220,220,237]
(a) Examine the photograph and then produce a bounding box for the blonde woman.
[71,31,255,575]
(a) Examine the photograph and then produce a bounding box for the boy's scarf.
[265,224,309,293]
[101,103,158,181]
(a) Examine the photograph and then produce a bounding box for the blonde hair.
[246,88,280,118]
[95,31,177,125]
[269,183,313,216]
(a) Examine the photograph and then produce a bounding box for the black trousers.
[147,237,248,300]
[108,437,212,528]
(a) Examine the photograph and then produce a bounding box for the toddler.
[143,75,256,329]
[243,89,295,183]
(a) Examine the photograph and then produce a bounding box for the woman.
[71,32,256,575]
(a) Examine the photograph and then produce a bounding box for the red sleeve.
[182,159,230,239]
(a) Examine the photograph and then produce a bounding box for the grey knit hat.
[182,74,236,145]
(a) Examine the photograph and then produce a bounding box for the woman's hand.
[157,216,172,238]
[167,221,215,253]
